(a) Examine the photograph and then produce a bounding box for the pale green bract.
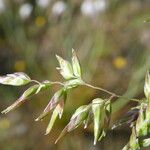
[56,50,82,80]
[1,82,51,114]
[64,78,84,89]
[72,49,81,77]
[144,71,150,99]
[0,72,31,86]
[35,88,67,122]
[45,103,63,135]
[92,98,105,145]
[71,105,90,121]
[56,55,74,80]
[54,104,90,144]
[122,72,150,150]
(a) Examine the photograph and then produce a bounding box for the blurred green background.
[0,0,150,150]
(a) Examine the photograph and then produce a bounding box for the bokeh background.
[0,0,150,150]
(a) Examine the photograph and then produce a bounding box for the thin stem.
[31,80,64,86]
[84,82,140,102]
[31,80,41,84]
[51,81,64,86]
[84,83,115,96]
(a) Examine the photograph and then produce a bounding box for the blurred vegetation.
[0,0,150,149]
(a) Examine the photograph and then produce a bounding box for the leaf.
[92,98,105,145]
[45,102,64,135]
[36,88,67,121]
[56,55,74,80]
[1,82,50,114]
[0,72,31,86]
[72,49,81,77]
